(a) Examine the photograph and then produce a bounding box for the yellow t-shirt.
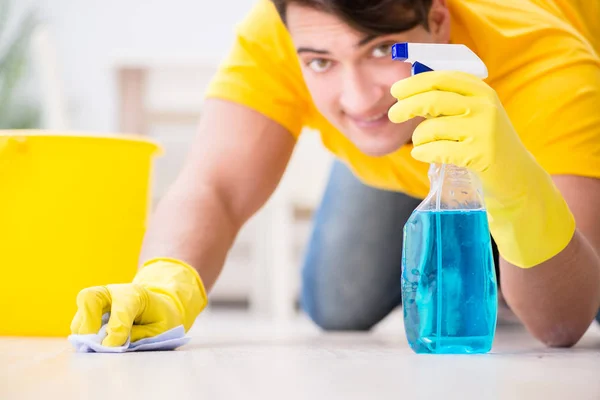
[205,0,600,199]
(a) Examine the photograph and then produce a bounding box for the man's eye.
[372,43,393,58]
[308,58,333,72]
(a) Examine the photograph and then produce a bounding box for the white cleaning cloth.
[68,314,191,353]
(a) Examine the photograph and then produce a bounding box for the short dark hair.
[271,0,433,36]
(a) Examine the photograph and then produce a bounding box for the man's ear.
[428,0,451,43]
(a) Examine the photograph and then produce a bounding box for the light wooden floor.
[2,310,600,400]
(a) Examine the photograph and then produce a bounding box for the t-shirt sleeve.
[498,47,600,179]
[452,0,600,180]
[204,0,310,139]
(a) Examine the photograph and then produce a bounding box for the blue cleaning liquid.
[402,209,498,354]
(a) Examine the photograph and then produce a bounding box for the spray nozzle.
[391,42,488,79]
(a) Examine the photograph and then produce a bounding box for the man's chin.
[354,139,408,157]
[345,124,414,157]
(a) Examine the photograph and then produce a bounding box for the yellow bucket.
[0,130,161,337]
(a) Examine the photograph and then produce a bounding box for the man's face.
[286,3,450,157]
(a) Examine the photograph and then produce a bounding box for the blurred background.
[2,0,334,320]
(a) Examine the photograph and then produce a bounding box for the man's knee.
[301,290,379,331]
[300,272,399,331]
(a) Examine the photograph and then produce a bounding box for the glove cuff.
[134,257,208,331]
[485,172,576,269]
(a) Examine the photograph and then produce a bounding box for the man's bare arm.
[138,99,296,292]
[501,175,600,347]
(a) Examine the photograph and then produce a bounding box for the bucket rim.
[0,129,162,153]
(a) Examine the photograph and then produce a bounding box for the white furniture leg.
[251,189,296,321]
[29,25,70,130]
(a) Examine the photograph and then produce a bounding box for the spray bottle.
[392,43,498,354]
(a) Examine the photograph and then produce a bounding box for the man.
[71,0,600,348]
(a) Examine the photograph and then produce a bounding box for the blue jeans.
[300,160,421,330]
[300,160,600,331]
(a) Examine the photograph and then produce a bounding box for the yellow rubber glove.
[388,70,575,268]
[70,257,208,346]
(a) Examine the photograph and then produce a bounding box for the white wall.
[21,0,257,131]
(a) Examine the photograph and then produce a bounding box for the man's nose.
[339,68,385,116]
